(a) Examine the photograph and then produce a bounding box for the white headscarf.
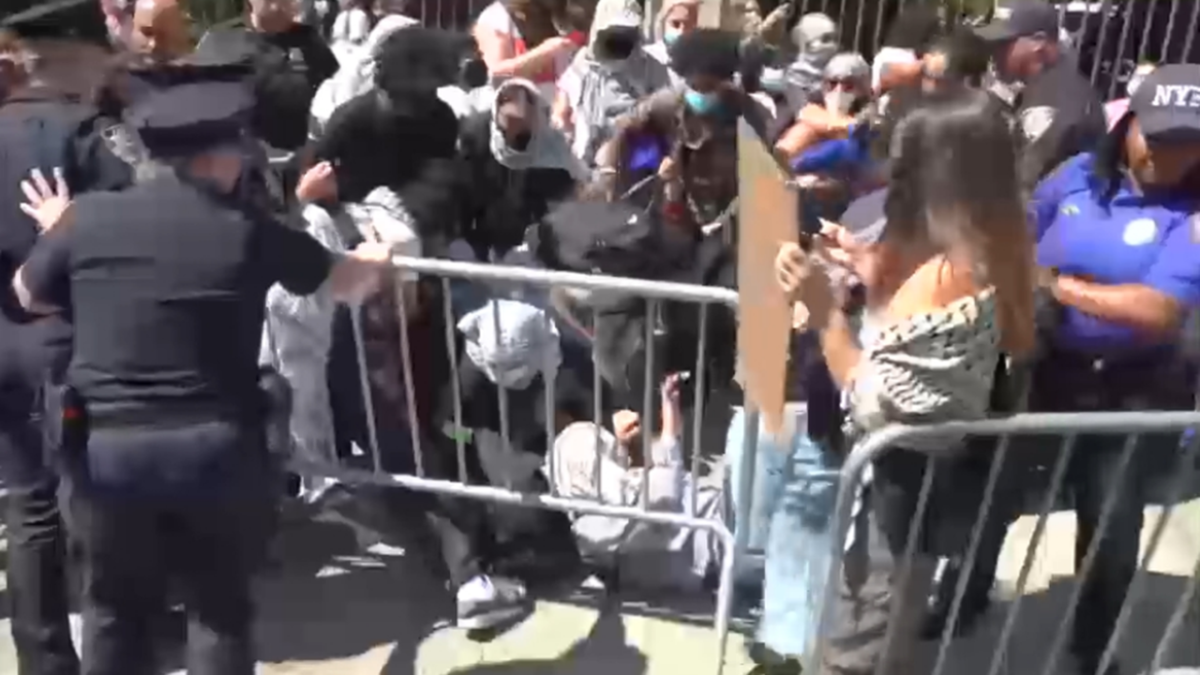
[785,12,838,100]
[309,14,420,140]
[459,299,563,390]
[490,79,589,179]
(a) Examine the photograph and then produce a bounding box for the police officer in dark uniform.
[975,0,1106,192]
[0,2,132,673]
[200,0,337,153]
[10,78,391,675]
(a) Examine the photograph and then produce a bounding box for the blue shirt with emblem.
[1031,152,1200,353]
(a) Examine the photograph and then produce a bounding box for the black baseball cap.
[1,0,109,45]
[974,0,1059,43]
[1127,64,1200,144]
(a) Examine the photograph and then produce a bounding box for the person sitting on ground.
[549,373,723,591]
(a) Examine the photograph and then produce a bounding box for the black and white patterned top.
[847,289,1001,453]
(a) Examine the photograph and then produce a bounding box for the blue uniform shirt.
[1031,152,1200,353]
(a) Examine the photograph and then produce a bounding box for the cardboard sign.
[736,118,798,436]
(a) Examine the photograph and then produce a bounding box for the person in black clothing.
[458,77,583,263]
[0,2,133,674]
[975,0,1105,192]
[11,79,390,675]
[200,0,338,152]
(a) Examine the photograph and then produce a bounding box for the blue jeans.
[726,404,842,659]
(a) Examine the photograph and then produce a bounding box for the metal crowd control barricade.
[286,255,760,674]
[809,411,1200,675]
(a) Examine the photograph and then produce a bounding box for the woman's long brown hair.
[884,87,1037,358]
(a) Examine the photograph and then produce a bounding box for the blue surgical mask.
[663,28,682,47]
[683,88,720,115]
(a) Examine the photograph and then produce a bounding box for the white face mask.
[824,90,853,115]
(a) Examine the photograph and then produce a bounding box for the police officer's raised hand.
[20,167,72,232]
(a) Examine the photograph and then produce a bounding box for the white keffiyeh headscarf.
[490,79,589,179]
[459,299,563,390]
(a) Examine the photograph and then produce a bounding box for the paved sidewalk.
[0,498,1196,675]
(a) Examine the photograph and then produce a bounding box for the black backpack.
[533,199,679,280]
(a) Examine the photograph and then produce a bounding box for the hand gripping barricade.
[283,254,760,674]
[807,411,1200,675]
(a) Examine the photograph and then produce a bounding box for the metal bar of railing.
[395,279,426,478]
[931,433,1014,675]
[1094,431,1200,675]
[391,256,738,307]
[1037,432,1140,675]
[440,279,470,484]
[351,303,385,475]
[985,433,1080,675]
[689,304,710,517]
[1088,0,1118,88]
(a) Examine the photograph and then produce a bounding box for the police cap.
[1128,64,1200,144]
[1,0,109,45]
[128,80,255,159]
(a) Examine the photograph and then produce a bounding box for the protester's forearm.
[1053,277,1183,336]
[486,42,559,79]
[818,309,862,388]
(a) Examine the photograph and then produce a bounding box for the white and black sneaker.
[456,574,530,630]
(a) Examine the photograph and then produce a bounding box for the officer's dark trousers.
[62,419,273,675]
[0,395,79,675]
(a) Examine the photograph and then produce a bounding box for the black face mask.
[459,57,489,89]
[509,130,533,151]
[596,29,638,60]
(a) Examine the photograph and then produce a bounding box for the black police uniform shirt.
[201,21,338,150]
[0,89,133,406]
[18,173,332,416]
[1013,54,1106,192]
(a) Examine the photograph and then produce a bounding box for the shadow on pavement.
[380,606,647,675]
[930,572,1199,675]
[253,511,450,665]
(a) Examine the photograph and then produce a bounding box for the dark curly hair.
[668,28,742,81]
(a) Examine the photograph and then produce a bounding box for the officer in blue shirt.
[942,64,1200,675]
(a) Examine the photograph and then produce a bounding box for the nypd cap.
[1,0,109,45]
[128,81,255,159]
[1128,64,1200,143]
